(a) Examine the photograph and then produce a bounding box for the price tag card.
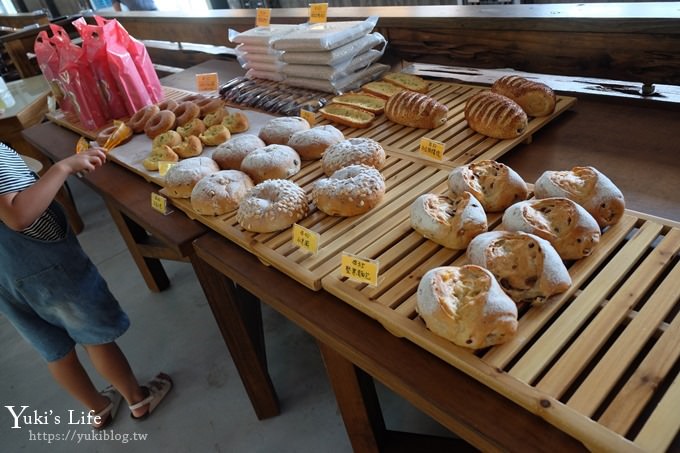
[300,108,316,126]
[292,223,320,254]
[195,73,219,92]
[419,137,446,161]
[340,253,379,286]
[309,3,328,23]
[158,161,177,177]
[256,8,271,27]
[151,192,172,215]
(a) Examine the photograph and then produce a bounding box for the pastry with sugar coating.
[237,179,309,233]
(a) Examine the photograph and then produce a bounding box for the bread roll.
[288,125,345,160]
[467,231,572,304]
[464,91,528,139]
[212,134,265,170]
[416,265,518,349]
[321,138,385,176]
[447,160,528,212]
[163,156,219,198]
[190,170,254,216]
[258,116,310,145]
[237,179,309,233]
[385,91,448,130]
[491,75,556,117]
[502,198,601,260]
[410,192,487,250]
[240,144,301,184]
[312,164,385,217]
[533,166,625,228]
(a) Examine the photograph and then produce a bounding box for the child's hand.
[58,148,107,176]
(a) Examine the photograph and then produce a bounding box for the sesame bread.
[383,72,429,93]
[319,104,376,129]
[331,93,386,114]
[361,81,405,99]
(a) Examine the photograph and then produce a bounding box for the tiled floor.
[0,174,454,452]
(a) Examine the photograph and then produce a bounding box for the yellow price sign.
[151,192,171,215]
[300,108,316,126]
[158,161,177,177]
[195,73,220,92]
[309,3,328,24]
[419,137,446,161]
[292,223,320,254]
[256,8,271,27]
[340,253,379,286]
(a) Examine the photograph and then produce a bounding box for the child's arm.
[0,148,107,231]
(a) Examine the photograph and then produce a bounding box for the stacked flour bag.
[272,16,389,93]
[229,24,299,82]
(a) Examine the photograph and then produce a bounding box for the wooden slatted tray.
[321,185,680,451]
[45,86,205,140]
[168,152,448,291]
[314,81,577,168]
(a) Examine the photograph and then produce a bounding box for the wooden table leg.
[105,201,170,292]
[190,254,280,420]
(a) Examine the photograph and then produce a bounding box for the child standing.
[0,142,171,427]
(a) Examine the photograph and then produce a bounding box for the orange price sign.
[195,73,219,92]
[256,8,271,27]
[309,3,328,24]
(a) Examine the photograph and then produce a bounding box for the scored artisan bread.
[330,93,386,114]
[383,72,429,93]
[465,91,528,139]
[502,197,601,260]
[410,192,487,250]
[321,137,386,176]
[319,104,375,129]
[467,231,572,304]
[447,160,528,212]
[491,75,556,117]
[163,156,219,198]
[416,265,518,349]
[190,170,254,216]
[385,90,448,129]
[533,166,625,228]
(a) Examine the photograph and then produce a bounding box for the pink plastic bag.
[72,17,128,120]
[34,30,75,116]
[50,24,109,130]
[95,16,162,103]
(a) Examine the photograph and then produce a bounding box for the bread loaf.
[190,170,254,216]
[383,72,429,93]
[321,138,385,176]
[492,75,556,117]
[416,265,518,349]
[502,198,601,260]
[212,134,266,170]
[410,192,487,250]
[319,104,375,129]
[240,144,301,183]
[385,91,448,130]
[258,116,310,145]
[447,160,528,212]
[163,156,219,198]
[533,166,625,228]
[464,91,528,139]
[288,125,345,160]
[467,231,572,304]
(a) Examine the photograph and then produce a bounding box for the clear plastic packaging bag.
[229,24,299,46]
[284,63,389,94]
[272,17,378,52]
[245,68,286,82]
[282,49,382,82]
[280,32,386,66]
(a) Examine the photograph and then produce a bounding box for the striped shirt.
[0,143,66,241]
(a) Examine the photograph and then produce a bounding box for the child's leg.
[83,342,149,417]
[47,348,111,414]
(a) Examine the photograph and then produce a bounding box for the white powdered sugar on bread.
[288,125,345,161]
[240,144,301,183]
[312,164,385,217]
[236,179,309,233]
[190,170,254,216]
[258,116,310,145]
[164,156,219,198]
[416,265,518,349]
[212,134,266,170]
[321,137,386,176]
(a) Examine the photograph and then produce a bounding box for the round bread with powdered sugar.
[213,135,266,170]
[258,116,310,145]
[312,164,385,217]
[240,144,301,183]
[190,170,254,216]
[320,137,386,176]
[237,179,309,233]
[163,156,219,199]
[288,125,345,160]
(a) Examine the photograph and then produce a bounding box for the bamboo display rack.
[321,179,680,451]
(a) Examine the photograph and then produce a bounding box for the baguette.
[361,81,405,99]
[383,72,429,93]
[492,75,556,117]
[319,104,375,129]
[385,90,448,129]
[331,93,386,114]
[464,91,528,139]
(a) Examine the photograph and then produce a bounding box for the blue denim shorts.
[0,204,129,362]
